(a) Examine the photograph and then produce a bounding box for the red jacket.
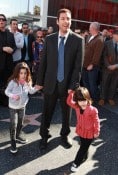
[67,91,100,139]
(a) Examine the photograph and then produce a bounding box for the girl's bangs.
[78,96,86,101]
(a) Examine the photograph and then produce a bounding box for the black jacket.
[0,29,16,71]
[21,33,35,62]
[37,31,83,95]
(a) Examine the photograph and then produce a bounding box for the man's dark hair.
[22,22,29,27]
[10,18,18,24]
[0,14,7,21]
[57,8,71,20]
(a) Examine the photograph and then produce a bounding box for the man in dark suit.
[37,8,84,150]
[0,14,16,106]
[0,14,16,86]
[21,22,35,69]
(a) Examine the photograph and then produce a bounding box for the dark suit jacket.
[0,29,16,71]
[21,33,35,62]
[103,39,118,67]
[37,31,83,95]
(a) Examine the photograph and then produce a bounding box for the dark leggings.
[9,107,25,140]
[74,137,93,166]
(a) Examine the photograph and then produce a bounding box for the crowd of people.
[0,8,118,173]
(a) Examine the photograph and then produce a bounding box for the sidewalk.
[0,93,118,175]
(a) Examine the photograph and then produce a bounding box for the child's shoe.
[70,163,79,173]
[10,140,17,154]
[16,136,28,144]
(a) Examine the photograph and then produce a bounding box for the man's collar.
[58,30,70,38]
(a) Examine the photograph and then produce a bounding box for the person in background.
[32,29,44,84]
[47,26,54,35]
[108,29,114,40]
[36,8,84,150]
[98,29,118,106]
[101,29,110,42]
[82,22,104,102]
[80,30,89,43]
[67,87,100,173]
[5,62,40,154]
[41,27,48,40]
[21,22,35,70]
[0,14,16,87]
[74,28,83,40]
[10,18,24,67]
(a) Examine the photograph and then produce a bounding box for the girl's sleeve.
[93,108,100,136]
[5,81,14,98]
[28,85,39,94]
[66,91,77,109]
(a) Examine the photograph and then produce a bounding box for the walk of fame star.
[0,113,42,127]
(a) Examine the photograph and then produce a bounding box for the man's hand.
[108,65,117,71]
[3,47,13,54]
[87,64,93,71]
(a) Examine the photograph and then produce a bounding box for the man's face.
[57,12,71,34]
[10,21,18,32]
[22,24,29,34]
[36,31,43,42]
[89,25,94,35]
[0,15,6,30]
[113,34,118,42]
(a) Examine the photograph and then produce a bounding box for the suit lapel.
[65,32,73,51]
[53,33,58,49]
[52,33,58,58]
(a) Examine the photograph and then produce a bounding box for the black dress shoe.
[39,138,48,150]
[61,136,72,149]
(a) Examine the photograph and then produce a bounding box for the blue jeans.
[82,66,100,101]
[9,107,25,140]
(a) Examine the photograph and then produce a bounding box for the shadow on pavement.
[85,105,118,175]
[36,162,72,175]
[0,136,64,174]
[0,95,118,174]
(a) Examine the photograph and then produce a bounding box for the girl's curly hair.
[8,62,32,85]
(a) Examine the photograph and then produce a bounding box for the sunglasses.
[0,18,6,21]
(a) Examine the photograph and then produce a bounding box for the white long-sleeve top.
[12,31,24,62]
[5,80,38,109]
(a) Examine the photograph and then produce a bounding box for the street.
[0,93,118,175]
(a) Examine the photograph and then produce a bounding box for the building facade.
[44,0,118,31]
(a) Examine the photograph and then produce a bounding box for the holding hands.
[34,85,43,91]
